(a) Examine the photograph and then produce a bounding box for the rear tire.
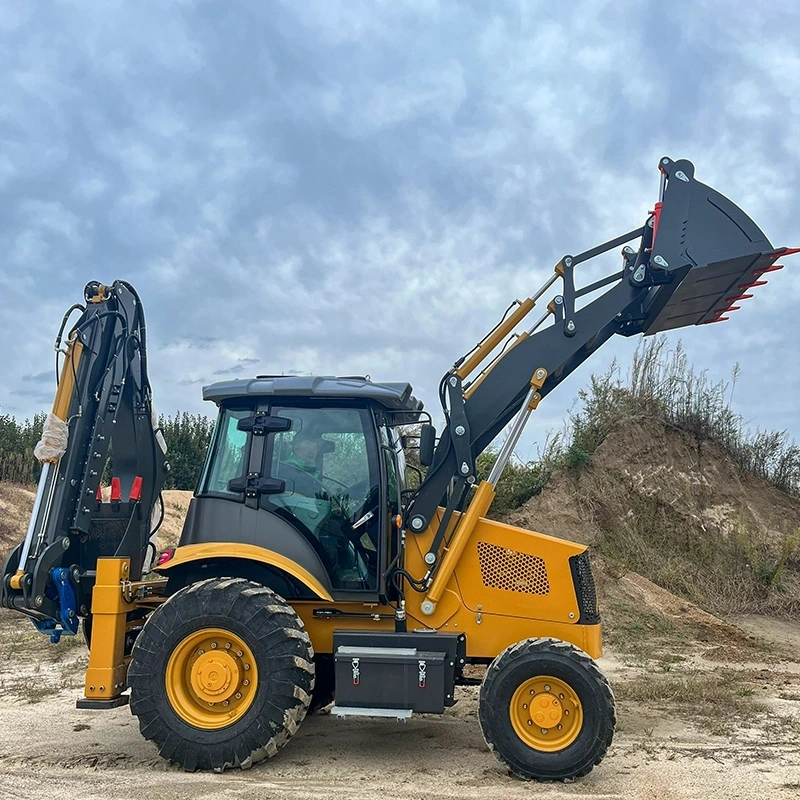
[308,655,335,713]
[129,577,314,771]
[479,637,615,781]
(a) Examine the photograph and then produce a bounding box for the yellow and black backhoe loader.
[2,158,796,781]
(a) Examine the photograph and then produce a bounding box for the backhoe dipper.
[2,158,796,781]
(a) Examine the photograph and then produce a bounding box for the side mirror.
[419,423,436,467]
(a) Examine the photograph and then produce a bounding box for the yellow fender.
[158,542,334,602]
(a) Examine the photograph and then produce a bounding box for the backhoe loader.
[2,157,796,781]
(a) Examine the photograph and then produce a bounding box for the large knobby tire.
[307,655,335,714]
[479,637,615,781]
[128,577,314,772]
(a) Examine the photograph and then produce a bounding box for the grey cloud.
[212,365,246,376]
[1,1,798,451]
[21,371,52,384]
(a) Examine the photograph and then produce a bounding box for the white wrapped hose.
[33,413,69,463]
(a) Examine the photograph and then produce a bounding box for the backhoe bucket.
[642,158,794,334]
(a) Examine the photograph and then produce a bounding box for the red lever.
[110,477,122,503]
[130,477,143,502]
[95,485,103,502]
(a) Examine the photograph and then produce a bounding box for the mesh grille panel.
[569,551,600,624]
[477,541,550,595]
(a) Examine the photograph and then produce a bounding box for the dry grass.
[594,487,800,618]
[615,669,767,736]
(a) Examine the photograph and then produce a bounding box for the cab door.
[261,404,383,595]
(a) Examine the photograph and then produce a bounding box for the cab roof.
[203,375,424,414]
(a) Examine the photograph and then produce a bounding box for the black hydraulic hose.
[53,304,86,386]
[150,493,165,536]
[118,281,151,396]
[391,567,425,594]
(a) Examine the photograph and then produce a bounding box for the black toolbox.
[332,631,465,714]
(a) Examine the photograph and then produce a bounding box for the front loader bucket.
[642,157,795,334]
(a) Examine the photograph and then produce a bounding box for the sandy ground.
[0,611,798,800]
[2,478,799,799]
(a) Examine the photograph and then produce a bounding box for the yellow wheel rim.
[166,628,258,730]
[509,675,583,752]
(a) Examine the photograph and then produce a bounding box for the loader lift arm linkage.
[401,157,797,607]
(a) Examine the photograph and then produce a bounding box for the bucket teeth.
[724,293,754,303]
[640,158,797,334]
[753,263,783,275]
[738,280,768,290]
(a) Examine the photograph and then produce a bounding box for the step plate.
[331,706,413,721]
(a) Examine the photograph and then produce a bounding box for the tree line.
[0,412,215,490]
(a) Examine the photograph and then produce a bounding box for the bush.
[559,336,800,496]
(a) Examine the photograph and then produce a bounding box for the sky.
[1,0,799,460]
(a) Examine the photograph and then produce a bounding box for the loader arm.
[404,157,796,582]
[1,280,168,641]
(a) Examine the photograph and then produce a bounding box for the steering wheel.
[277,463,330,498]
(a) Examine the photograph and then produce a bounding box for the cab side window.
[202,408,250,496]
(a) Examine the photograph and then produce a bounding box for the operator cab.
[181,376,423,599]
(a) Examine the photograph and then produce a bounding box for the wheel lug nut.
[529,689,535,696]
[237,650,243,657]
[527,720,532,726]
[211,642,217,649]
[559,693,564,699]
[243,664,250,671]
[198,649,204,655]
[243,679,250,686]
[544,685,551,692]
[558,724,563,730]
[522,703,527,709]
[541,728,548,735]
[208,702,214,706]
[223,700,229,706]
[225,642,232,649]
[235,692,242,699]
[564,710,569,716]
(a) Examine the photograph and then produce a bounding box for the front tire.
[479,637,615,781]
[129,577,314,771]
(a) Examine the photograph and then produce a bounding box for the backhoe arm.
[1,281,168,641]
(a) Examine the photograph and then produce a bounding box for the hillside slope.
[508,415,800,619]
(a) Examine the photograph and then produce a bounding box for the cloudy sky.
[1,0,799,459]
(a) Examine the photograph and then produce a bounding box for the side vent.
[569,551,600,624]
[477,542,550,595]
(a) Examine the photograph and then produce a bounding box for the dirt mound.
[509,416,800,543]
[0,483,36,559]
[157,490,194,548]
[507,416,800,619]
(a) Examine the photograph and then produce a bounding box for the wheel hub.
[509,675,583,752]
[166,628,258,730]
[191,652,240,702]
[530,692,563,729]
